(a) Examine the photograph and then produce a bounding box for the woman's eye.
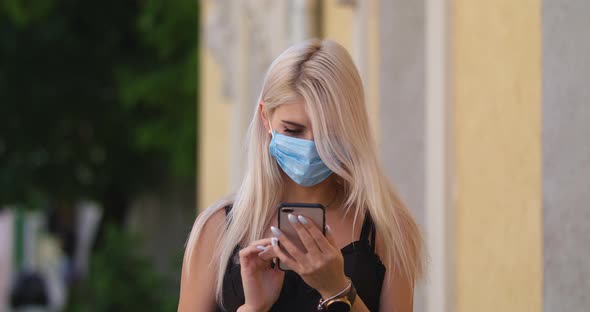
[284,127,302,134]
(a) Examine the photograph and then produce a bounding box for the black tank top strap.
[224,204,233,217]
[360,211,377,253]
[223,204,240,262]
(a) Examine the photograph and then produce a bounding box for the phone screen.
[277,202,325,271]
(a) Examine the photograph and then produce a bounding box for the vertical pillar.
[377,0,428,310]
[452,1,543,311]
[542,0,590,311]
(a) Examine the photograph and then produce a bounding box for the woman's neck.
[282,175,340,209]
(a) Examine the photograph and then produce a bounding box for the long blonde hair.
[185,39,423,304]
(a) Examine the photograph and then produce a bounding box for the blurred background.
[1,0,197,311]
[1,0,589,312]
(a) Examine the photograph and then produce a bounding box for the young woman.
[178,39,423,312]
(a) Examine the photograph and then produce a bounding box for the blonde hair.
[185,39,423,305]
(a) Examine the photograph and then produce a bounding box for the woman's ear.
[259,101,271,134]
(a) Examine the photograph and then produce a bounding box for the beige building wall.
[452,1,543,311]
[198,34,232,210]
[322,1,352,50]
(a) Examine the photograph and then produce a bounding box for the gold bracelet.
[323,296,352,310]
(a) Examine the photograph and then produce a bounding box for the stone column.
[542,1,590,311]
[378,0,427,310]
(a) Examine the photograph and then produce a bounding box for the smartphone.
[277,202,326,271]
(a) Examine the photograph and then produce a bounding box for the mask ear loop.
[267,119,275,136]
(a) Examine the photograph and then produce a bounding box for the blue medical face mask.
[268,126,333,187]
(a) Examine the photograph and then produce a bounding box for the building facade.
[198,1,590,311]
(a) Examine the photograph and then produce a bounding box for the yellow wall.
[198,3,231,211]
[322,1,353,50]
[452,0,543,311]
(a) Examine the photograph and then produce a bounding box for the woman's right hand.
[238,238,284,312]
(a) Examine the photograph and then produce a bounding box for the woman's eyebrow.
[281,120,306,128]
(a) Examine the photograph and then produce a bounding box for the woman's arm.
[376,235,414,312]
[351,296,371,312]
[178,209,226,311]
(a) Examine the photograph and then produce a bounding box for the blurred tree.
[0,0,198,212]
[1,2,197,309]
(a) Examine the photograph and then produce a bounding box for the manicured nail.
[297,215,308,225]
[256,245,267,251]
[326,224,332,233]
[270,226,281,237]
[271,237,278,248]
[288,214,298,224]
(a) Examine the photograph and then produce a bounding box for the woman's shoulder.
[179,201,232,311]
[195,200,233,235]
[198,207,226,234]
[185,198,233,248]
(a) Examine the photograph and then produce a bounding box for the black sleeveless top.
[216,206,386,312]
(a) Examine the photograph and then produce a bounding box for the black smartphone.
[277,202,326,271]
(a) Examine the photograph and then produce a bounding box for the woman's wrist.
[238,303,269,312]
[237,305,257,312]
[318,275,350,300]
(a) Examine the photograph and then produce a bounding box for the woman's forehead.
[273,101,310,124]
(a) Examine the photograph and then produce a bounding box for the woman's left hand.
[266,214,349,299]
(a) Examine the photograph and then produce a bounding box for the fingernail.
[326,224,332,233]
[288,214,298,224]
[256,245,267,251]
[270,226,281,237]
[297,215,308,225]
[271,237,278,248]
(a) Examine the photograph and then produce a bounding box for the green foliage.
[0,0,58,26]
[0,0,198,207]
[117,0,199,178]
[65,224,178,312]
